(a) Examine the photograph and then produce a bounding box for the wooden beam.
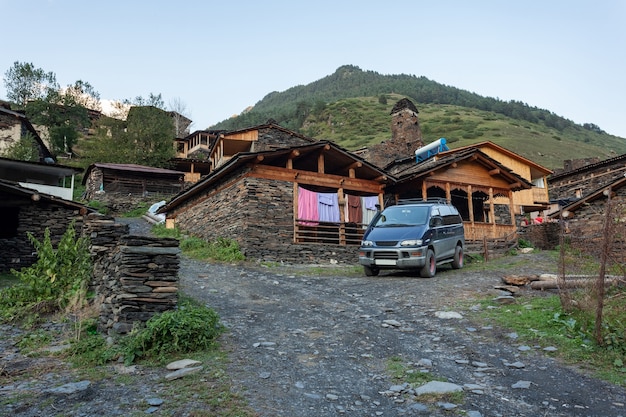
[317,153,324,174]
[345,161,362,170]
[250,165,385,193]
[508,182,521,189]
[488,168,500,175]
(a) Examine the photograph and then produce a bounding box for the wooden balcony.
[532,187,550,204]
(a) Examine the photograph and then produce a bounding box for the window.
[0,207,19,238]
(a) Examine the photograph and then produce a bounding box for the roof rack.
[396,197,449,205]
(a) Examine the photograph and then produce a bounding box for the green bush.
[0,223,92,323]
[518,238,533,248]
[121,297,224,364]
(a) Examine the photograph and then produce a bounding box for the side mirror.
[430,217,443,227]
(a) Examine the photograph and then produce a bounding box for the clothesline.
[297,187,378,225]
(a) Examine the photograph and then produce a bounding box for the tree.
[23,79,100,155]
[62,80,101,111]
[25,97,90,156]
[129,93,165,109]
[125,106,175,167]
[168,97,192,137]
[3,61,59,105]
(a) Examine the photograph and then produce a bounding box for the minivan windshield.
[373,206,429,227]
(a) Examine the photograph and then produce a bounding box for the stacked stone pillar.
[84,214,180,335]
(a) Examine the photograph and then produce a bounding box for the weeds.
[0,223,92,325]
[467,294,626,386]
[152,224,245,263]
[120,296,224,364]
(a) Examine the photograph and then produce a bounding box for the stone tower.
[364,98,424,168]
[390,98,423,153]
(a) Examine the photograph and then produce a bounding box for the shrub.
[121,297,224,364]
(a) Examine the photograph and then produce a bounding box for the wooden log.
[530,277,624,290]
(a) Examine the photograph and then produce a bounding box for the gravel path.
[179,257,626,417]
[1,218,625,416]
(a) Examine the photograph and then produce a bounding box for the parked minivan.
[358,199,465,277]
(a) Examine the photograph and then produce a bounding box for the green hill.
[212,66,626,170]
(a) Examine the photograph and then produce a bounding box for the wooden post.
[338,188,346,245]
[293,183,299,243]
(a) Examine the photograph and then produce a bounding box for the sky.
[1,1,625,138]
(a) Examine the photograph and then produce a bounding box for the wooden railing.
[532,187,550,204]
[295,221,518,246]
[295,220,366,245]
[463,222,517,241]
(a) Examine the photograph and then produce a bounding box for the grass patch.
[387,356,435,386]
[466,294,626,386]
[151,224,245,263]
[121,202,149,218]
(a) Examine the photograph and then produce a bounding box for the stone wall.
[517,222,560,250]
[85,214,180,335]
[0,200,85,273]
[559,185,626,263]
[173,172,360,265]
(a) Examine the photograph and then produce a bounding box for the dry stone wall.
[84,214,180,335]
[173,172,359,265]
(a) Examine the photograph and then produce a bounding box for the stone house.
[82,163,186,213]
[548,176,626,263]
[0,179,90,272]
[159,138,391,264]
[548,153,626,205]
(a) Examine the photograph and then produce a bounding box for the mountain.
[211,65,626,170]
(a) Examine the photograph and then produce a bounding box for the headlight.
[361,240,374,247]
[400,239,423,246]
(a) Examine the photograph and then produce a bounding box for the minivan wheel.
[452,245,464,269]
[364,265,379,276]
[420,249,436,278]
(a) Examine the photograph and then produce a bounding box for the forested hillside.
[212,66,626,170]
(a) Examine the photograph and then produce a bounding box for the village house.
[82,162,186,214]
[158,98,553,262]
[0,179,89,272]
[159,124,391,263]
[170,130,216,183]
[384,146,533,242]
[436,141,553,222]
[0,102,54,160]
[361,98,549,243]
[548,175,626,263]
[548,153,626,207]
